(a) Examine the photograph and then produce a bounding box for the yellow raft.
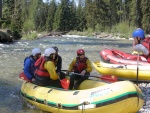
[92,61,150,81]
[21,79,144,113]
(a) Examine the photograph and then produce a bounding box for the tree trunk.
[0,0,2,18]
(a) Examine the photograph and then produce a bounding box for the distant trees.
[0,0,2,18]
[0,0,149,39]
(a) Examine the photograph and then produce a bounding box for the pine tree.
[68,0,77,30]
[46,0,56,32]
[0,0,2,18]
[84,0,93,30]
[76,0,86,31]
[53,2,62,31]
[53,0,74,31]
[129,0,142,27]
[141,0,150,33]
[10,0,22,39]
[2,0,14,27]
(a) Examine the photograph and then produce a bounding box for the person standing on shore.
[66,49,92,90]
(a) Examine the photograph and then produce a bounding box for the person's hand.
[81,70,86,76]
[66,71,70,75]
[57,72,60,76]
[31,78,36,82]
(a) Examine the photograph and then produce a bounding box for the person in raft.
[52,46,65,79]
[23,48,41,82]
[132,28,150,62]
[66,49,92,90]
[34,48,64,87]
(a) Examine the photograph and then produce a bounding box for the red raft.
[100,48,150,65]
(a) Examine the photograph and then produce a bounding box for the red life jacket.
[142,37,150,54]
[73,57,88,73]
[34,56,50,77]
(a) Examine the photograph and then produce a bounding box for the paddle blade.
[60,78,70,89]
[100,75,117,82]
[19,72,31,82]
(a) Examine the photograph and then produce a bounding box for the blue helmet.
[132,29,145,39]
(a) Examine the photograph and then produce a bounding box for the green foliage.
[111,21,136,38]
[141,0,150,33]
[23,20,34,33]
[0,0,150,41]
[22,31,38,40]
[67,30,93,37]
[46,0,56,32]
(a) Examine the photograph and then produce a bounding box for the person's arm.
[24,59,34,80]
[85,59,93,72]
[44,61,59,80]
[66,58,76,75]
[68,58,76,72]
[133,38,137,48]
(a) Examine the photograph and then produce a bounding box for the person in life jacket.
[23,48,41,82]
[132,28,150,62]
[52,46,65,79]
[34,48,63,87]
[66,49,92,90]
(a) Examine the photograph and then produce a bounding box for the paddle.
[136,52,139,86]
[136,52,140,107]
[70,72,117,82]
[59,78,70,89]
[19,72,31,82]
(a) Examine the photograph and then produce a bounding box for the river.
[0,35,136,113]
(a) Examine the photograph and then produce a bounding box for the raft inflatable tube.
[21,79,144,113]
[100,48,149,65]
[93,61,150,81]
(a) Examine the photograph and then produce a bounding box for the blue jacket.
[24,56,36,80]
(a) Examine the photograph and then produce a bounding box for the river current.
[0,35,134,113]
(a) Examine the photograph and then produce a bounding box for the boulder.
[0,30,13,43]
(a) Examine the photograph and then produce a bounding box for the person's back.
[23,48,41,82]
[34,48,62,87]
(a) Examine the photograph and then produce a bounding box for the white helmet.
[44,48,56,57]
[32,48,41,56]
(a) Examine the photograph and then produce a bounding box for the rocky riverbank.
[138,82,150,113]
[0,30,13,43]
[0,30,133,43]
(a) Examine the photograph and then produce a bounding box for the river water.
[0,35,135,113]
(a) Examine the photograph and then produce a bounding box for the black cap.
[52,46,58,52]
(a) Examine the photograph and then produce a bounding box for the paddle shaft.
[136,52,139,86]
[71,73,101,78]
[136,52,140,107]
[70,72,117,82]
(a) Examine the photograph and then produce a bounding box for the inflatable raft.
[100,48,150,65]
[93,61,150,81]
[21,79,144,113]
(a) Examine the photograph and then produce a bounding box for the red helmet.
[77,49,85,55]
